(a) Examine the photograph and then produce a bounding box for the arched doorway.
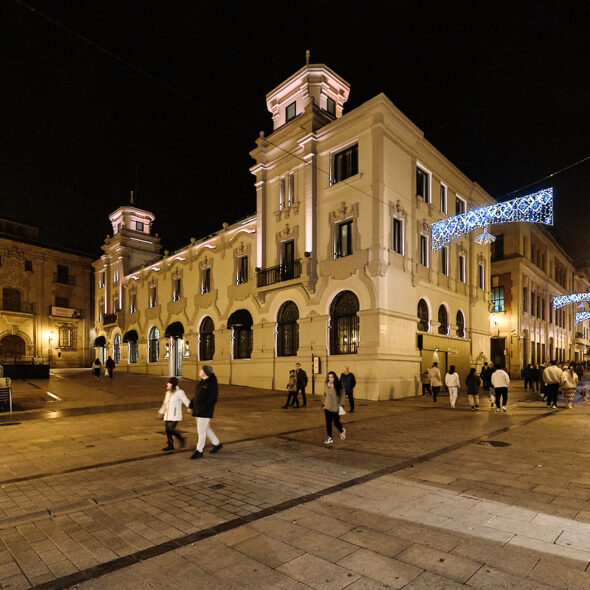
[227,310,253,359]
[329,291,359,355]
[165,322,185,376]
[277,301,299,357]
[93,335,106,363]
[199,317,215,361]
[0,335,25,358]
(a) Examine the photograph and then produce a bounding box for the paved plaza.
[1,371,590,589]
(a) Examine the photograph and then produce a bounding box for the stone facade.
[93,60,494,398]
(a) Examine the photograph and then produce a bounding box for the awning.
[227,309,253,328]
[165,321,185,338]
[94,336,106,347]
[122,329,138,343]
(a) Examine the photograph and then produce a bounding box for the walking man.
[429,362,442,402]
[295,362,308,407]
[445,365,460,408]
[340,366,356,412]
[543,360,563,409]
[523,364,534,391]
[491,363,510,412]
[189,365,222,459]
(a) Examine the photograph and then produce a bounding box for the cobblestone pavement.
[1,371,590,588]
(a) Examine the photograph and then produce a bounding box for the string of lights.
[554,292,590,310]
[576,312,590,323]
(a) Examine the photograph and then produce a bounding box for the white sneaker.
[552,405,557,409]
[324,437,333,445]
[496,408,501,412]
[502,406,507,412]
[340,429,346,440]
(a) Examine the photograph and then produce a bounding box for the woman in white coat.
[159,376,190,451]
[445,365,460,408]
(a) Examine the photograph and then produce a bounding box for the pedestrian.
[420,369,431,397]
[188,365,222,459]
[92,358,101,379]
[561,365,578,409]
[295,362,308,407]
[574,362,584,381]
[429,362,442,402]
[322,371,346,445]
[340,366,356,411]
[158,377,189,451]
[444,365,460,408]
[465,368,481,410]
[543,360,563,409]
[530,364,540,392]
[538,363,546,399]
[480,362,494,406]
[105,356,115,379]
[283,369,299,408]
[523,364,534,391]
[491,364,510,412]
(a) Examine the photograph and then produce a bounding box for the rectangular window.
[135,221,144,232]
[149,285,157,308]
[440,184,447,213]
[129,292,136,314]
[541,297,545,320]
[523,287,528,312]
[458,255,466,283]
[416,166,430,203]
[237,256,248,284]
[287,173,294,206]
[286,101,297,122]
[478,264,485,290]
[172,278,181,301]
[279,177,285,209]
[57,265,69,283]
[420,235,429,267]
[326,96,336,116]
[335,220,353,258]
[331,144,358,185]
[491,233,504,261]
[98,271,105,288]
[531,291,535,317]
[490,286,505,312]
[201,268,211,294]
[112,294,120,312]
[441,246,449,276]
[55,296,69,308]
[392,218,403,254]
[25,260,33,272]
[58,326,73,348]
[455,196,466,215]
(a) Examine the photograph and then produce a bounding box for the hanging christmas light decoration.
[431,188,553,250]
[473,226,496,246]
[554,292,590,310]
[576,311,590,323]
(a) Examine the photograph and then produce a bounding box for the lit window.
[330,291,359,355]
[286,101,297,122]
[335,220,353,258]
[420,235,429,267]
[331,144,358,185]
[58,326,73,348]
[148,327,159,362]
[392,218,403,254]
[456,310,465,338]
[438,305,449,335]
[491,286,505,312]
[416,166,430,203]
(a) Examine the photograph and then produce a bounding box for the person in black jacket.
[295,362,308,407]
[340,366,356,412]
[188,365,222,459]
[105,356,115,379]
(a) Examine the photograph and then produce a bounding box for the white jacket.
[491,369,510,388]
[445,372,460,388]
[561,371,578,389]
[159,388,190,421]
[429,366,442,387]
[543,365,563,385]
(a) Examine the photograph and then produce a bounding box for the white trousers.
[448,386,459,407]
[196,417,219,452]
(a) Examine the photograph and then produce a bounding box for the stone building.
[93,58,494,398]
[489,222,588,375]
[0,218,93,368]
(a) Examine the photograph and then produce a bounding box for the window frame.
[330,143,359,185]
[335,219,353,258]
[58,326,73,348]
[135,221,144,232]
[417,299,430,332]
[458,254,466,283]
[440,183,447,213]
[277,301,299,357]
[478,264,485,290]
[285,101,297,122]
[455,195,466,216]
[237,256,249,285]
[441,246,449,276]
[490,286,505,313]
[392,217,404,255]
[438,305,449,335]
[420,234,429,268]
[416,164,431,204]
[329,291,360,355]
[201,268,211,294]
[325,96,336,116]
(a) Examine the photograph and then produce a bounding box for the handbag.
[338,406,346,416]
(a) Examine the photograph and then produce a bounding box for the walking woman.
[445,365,460,408]
[322,371,346,445]
[283,370,299,408]
[189,366,222,459]
[465,368,481,410]
[158,377,190,451]
[561,364,579,409]
[92,358,101,379]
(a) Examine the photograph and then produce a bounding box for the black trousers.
[421,384,431,396]
[324,409,343,438]
[524,378,532,390]
[165,421,183,446]
[431,386,440,401]
[494,387,508,408]
[546,383,559,406]
[297,386,307,406]
[345,390,355,411]
[285,391,299,407]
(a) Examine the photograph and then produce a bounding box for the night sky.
[2,1,589,264]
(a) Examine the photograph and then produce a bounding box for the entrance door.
[491,337,506,368]
[282,240,295,280]
[0,335,25,357]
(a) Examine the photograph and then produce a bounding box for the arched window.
[277,301,299,357]
[199,317,215,361]
[438,305,449,335]
[0,334,26,357]
[456,310,465,338]
[148,327,160,363]
[113,334,121,363]
[417,299,429,332]
[227,310,253,359]
[330,291,359,355]
[2,287,21,312]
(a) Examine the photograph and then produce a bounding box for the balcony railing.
[257,260,301,287]
[102,313,117,325]
[53,273,76,285]
[0,301,34,314]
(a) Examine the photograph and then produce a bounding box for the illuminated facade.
[93,59,494,398]
[0,218,93,368]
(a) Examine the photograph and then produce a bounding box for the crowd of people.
[422,360,586,411]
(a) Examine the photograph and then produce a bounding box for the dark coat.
[340,372,356,393]
[465,373,481,395]
[190,375,219,418]
[105,358,115,370]
[296,368,308,388]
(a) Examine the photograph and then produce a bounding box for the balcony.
[257,260,301,288]
[0,301,34,314]
[53,273,76,286]
[102,313,117,326]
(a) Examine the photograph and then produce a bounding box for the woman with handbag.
[322,371,346,445]
[561,365,578,409]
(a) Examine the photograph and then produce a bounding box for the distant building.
[93,58,495,398]
[489,222,589,374]
[0,218,93,368]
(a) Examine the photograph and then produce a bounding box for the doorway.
[490,337,506,368]
[0,335,25,358]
